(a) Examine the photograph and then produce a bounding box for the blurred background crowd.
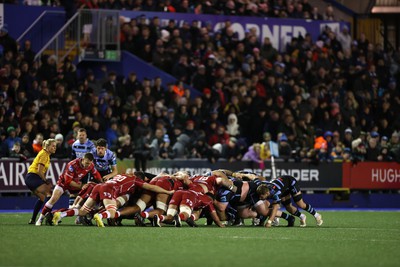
[0,0,399,165]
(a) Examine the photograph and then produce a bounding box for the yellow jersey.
[28,149,51,176]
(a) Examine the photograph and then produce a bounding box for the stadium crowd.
[1,0,400,165]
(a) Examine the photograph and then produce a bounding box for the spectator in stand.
[389,131,400,162]
[366,132,381,161]
[278,133,292,161]
[149,128,165,160]
[53,133,68,159]
[105,119,119,151]
[242,143,263,165]
[2,126,22,157]
[116,134,134,159]
[171,133,190,159]
[0,24,18,57]
[134,129,152,171]
[20,133,34,158]
[226,113,240,137]
[157,134,172,159]
[352,131,368,162]
[221,136,242,162]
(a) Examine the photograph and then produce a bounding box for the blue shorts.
[25,173,46,191]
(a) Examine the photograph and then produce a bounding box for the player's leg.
[154,190,183,227]
[53,197,96,225]
[185,209,200,227]
[293,192,323,226]
[273,209,296,227]
[116,194,129,208]
[36,185,64,226]
[135,192,155,219]
[175,204,192,227]
[93,199,118,227]
[237,204,258,219]
[155,204,178,227]
[143,193,169,219]
[282,195,307,227]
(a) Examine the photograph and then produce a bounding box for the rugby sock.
[280,212,290,220]
[99,211,111,219]
[141,211,149,218]
[41,203,53,215]
[61,209,79,218]
[305,204,316,216]
[258,215,267,225]
[293,209,302,217]
[114,211,120,219]
[159,215,165,222]
[190,214,196,220]
[68,197,76,208]
[179,213,186,221]
[314,212,321,219]
[31,199,44,221]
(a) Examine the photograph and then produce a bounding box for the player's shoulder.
[86,139,96,146]
[106,149,116,157]
[71,139,80,146]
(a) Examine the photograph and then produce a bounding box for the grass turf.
[0,211,399,267]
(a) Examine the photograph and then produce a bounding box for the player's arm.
[209,208,225,228]
[214,201,228,221]
[214,169,233,176]
[91,167,103,182]
[211,170,228,180]
[216,175,235,192]
[103,165,118,181]
[266,203,280,228]
[69,180,82,189]
[142,183,174,195]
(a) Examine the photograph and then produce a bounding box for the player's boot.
[252,217,260,226]
[287,215,295,227]
[153,215,161,227]
[232,217,244,226]
[93,214,105,227]
[185,217,198,227]
[28,219,35,225]
[315,214,323,226]
[75,216,82,225]
[272,217,280,226]
[174,214,182,227]
[107,218,116,226]
[299,214,307,227]
[35,218,43,226]
[45,212,54,226]
[52,212,61,226]
[115,217,123,226]
[134,213,146,227]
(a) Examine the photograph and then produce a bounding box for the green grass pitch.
[0,211,399,267]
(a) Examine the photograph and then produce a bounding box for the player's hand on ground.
[265,220,272,228]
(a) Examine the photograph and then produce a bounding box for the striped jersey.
[93,148,117,175]
[71,139,95,159]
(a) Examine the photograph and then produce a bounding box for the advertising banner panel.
[120,10,349,51]
[0,159,342,192]
[343,162,400,189]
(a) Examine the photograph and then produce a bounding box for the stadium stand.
[0,0,399,166]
